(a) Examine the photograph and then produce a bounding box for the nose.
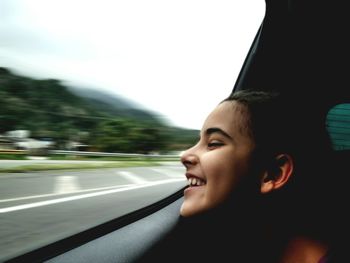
[181,147,198,168]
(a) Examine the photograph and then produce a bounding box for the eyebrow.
[205,127,233,140]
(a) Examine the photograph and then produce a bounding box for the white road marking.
[117,171,148,184]
[150,168,185,178]
[0,184,132,203]
[54,176,80,194]
[0,178,185,213]
[0,169,181,203]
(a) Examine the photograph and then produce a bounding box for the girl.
[138,90,335,263]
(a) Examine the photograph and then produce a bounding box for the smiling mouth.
[187,177,206,187]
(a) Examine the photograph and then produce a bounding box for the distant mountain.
[67,86,140,110]
[67,86,169,125]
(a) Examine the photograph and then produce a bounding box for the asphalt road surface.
[0,163,187,262]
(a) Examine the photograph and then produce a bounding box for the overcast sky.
[0,0,265,130]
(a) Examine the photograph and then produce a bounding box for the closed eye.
[208,141,224,149]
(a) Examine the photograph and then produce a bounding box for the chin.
[179,203,191,217]
[180,201,209,217]
[180,203,199,217]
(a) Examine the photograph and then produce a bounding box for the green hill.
[0,67,198,153]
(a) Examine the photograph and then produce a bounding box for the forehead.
[202,100,249,136]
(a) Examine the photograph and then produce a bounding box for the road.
[0,163,187,262]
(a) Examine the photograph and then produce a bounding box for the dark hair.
[224,89,334,240]
[223,90,299,169]
[224,89,332,166]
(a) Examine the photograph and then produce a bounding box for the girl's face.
[180,100,255,217]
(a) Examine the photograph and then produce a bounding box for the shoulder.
[279,236,329,263]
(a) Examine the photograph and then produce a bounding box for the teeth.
[187,177,205,186]
[192,178,197,185]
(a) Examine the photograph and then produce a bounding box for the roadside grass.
[0,152,181,173]
[48,155,180,162]
[0,154,27,160]
[0,160,167,173]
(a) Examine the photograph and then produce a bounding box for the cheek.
[202,152,246,204]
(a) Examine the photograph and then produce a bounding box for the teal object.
[326,104,350,150]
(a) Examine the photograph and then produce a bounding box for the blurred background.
[0,1,264,261]
[0,66,198,157]
[0,0,264,159]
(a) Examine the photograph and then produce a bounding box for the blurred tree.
[0,67,198,152]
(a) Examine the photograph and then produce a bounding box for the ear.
[260,154,294,194]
